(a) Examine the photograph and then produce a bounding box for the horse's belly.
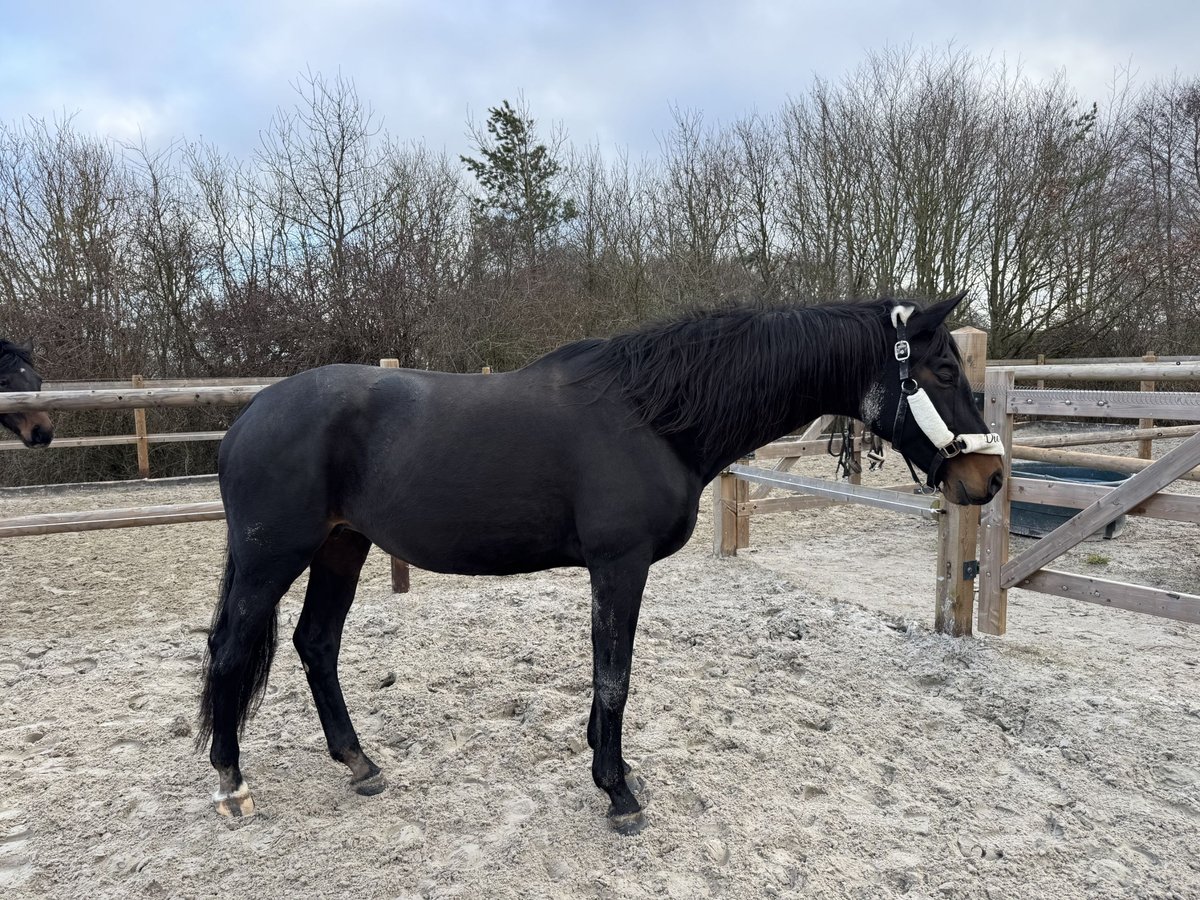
[349,488,584,576]
[375,525,583,576]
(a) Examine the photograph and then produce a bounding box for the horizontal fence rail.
[727,464,942,518]
[43,377,285,392]
[0,385,270,413]
[1014,569,1200,626]
[996,362,1200,381]
[0,501,226,538]
[1014,424,1200,448]
[1008,476,1200,524]
[1007,389,1200,421]
[988,355,1200,367]
[0,430,226,452]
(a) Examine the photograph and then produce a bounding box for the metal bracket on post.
[963,560,979,581]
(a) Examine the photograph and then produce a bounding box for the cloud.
[0,0,1196,160]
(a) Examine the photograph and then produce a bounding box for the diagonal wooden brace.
[1001,429,1200,589]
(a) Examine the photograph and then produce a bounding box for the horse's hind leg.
[204,545,313,818]
[292,527,383,796]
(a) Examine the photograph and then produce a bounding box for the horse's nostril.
[988,470,1004,496]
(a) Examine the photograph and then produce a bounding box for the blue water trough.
[1009,462,1130,540]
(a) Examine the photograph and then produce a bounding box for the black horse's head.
[0,339,53,448]
[861,294,1003,506]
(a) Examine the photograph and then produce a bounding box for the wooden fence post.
[713,470,737,557]
[1139,352,1157,460]
[734,471,750,549]
[977,367,1014,635]
[714,468,753,556]
[131,374,150,478]
[934,327,989,635]
[379,358,410,594]
[936,500,978,636]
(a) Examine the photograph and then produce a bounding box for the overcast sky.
[1,0,1195,160]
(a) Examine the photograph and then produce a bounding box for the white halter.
[890,304,1003,481]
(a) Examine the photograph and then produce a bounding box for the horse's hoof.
[212,782,255,818]
[351,771,387,796]
[607,809,648,836]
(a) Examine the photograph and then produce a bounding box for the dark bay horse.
[199,295,1003,832]
[0,339,53,447]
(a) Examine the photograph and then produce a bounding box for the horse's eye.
[934,368,957,385]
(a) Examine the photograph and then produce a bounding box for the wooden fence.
[0,363,416,592]
[712,337,1200,636]
[0,377,285,476]
[977,362,1200,633]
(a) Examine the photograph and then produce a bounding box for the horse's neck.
[688,323,875,480]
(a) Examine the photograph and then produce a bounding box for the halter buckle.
[894,340,911,362]
[940,438,965,459]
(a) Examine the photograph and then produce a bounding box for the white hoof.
[212,781,255,818]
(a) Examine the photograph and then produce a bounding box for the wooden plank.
[935,503,980,636]
[1016,569,1200,626]
[1138,353,1157,460]
[131,375,150,478]
[727,464,941,518]
[998,362,1200,381]
[44,377,285,391]
[0,431,226,451]
[799,417,833,440]
[744,422,840,504]
[1007,389,1200,421]
[989,354,1200,367]
[0,385,268,413]
[753,436,856,460]
[1008,476,1200,524]
[1011,444,1200,482]
[734,471,750,550]
[713,471,738,557]
[1002,429,1200,589]
[379,358,410,592]
[952,327,988,390]
[1015,424,1200,449]
[737,496,839,515]
[978,368,1014,635]
[0,501,225,538]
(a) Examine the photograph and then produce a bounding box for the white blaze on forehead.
[860,381,884,425]
[890,304,916,328]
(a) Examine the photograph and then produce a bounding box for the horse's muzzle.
[20,413,54,448]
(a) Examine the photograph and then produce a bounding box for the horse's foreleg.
[587,698,632,776]
[587,550,650,835]
[293,528,384,796]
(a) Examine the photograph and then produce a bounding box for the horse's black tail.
[195,540,279,752]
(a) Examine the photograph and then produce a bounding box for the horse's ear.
[910,292,967,335]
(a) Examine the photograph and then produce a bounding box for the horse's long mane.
[536,299,893,452]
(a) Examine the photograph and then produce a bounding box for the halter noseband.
[889,304,1003,490]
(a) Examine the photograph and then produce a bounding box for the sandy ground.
[1,439,1199,899]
